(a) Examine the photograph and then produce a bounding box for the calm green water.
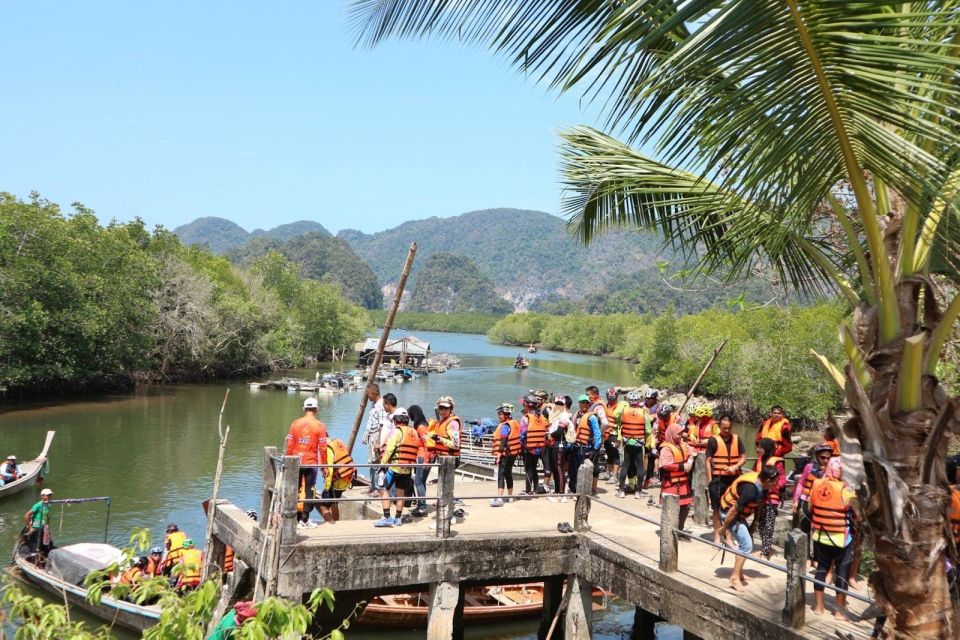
[0,331,680,638]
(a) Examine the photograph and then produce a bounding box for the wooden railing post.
[692,454,709,526]
[279,455,300,544]
[574,459,594,531]
[437,456,456,539]
[659,493,679,572]
[260,446,278,531]
[782,529,807,628]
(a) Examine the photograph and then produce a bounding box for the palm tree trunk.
[844,277,956,638]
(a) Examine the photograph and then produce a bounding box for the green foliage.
[172,216,250,255]
[1,581,115,639]
[489,303,846,421]
[0,193,370,396]
[369,310,505,334]
[406,253,512,314]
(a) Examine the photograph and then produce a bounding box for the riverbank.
[368,310,504,335]
[488,304,847,426]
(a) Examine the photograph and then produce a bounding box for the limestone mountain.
[172,216,250,254]
[250,220,329,242]
[406,253,513,314]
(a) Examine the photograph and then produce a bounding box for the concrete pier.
[207,450,875,639]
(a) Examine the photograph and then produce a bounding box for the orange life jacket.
[619,406,646,441]
[654,414,676,446]
[759,417,790,446]
[827,439,841,457]
[327,439,355,484]
[602,403,620,440]
[949,487,960,546]
[285,415,328,465]
[525,412,548,450]
[120,566,142,586]
[177,548,203,588]
[688,418,717,453]
[658,442,691,504]
[146,556,162,577]
[391,425,421,465]
[810,478,851,538]
[433,415,461,457]
[720,472,762,519]
[798,464,825,503]
[576,412,595,446]
[492,419,521,457]
[224,546,234,573]
[709,434,742,477]
[754,456,784,505]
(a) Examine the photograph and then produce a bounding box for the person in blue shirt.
[568,395,601,493]
[0,455,21,485]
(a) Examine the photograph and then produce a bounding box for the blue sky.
[0,3,605,234]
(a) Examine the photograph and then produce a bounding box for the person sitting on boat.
[146,547,164,576]
[23,487,54,566]
[162,523,187,576]
[175,539,203,591]
[210,600,258,640]
[0,455,22,484]
[119,555,148,587]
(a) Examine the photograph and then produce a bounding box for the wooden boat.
[0,431,54,499]
[356,582,608,628]
[514,357,530,369]
[9,543,160,633]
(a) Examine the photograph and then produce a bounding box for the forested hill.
[407,253,513,314]
[173,217,329,251]
[230,233,382,310]
[338,208,668,307]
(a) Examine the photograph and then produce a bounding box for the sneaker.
[392,517,403,527]
[411,508,428,517]
[454,498,465,506]
[516,491,528,497]
[453,508,466,518]
[647,497,656,506]
[606,477,618,485]
[506,497,515,504]
[536,486,549,495]
[490,498,504,507]
[560,497,568,504]
[373,517,393,528]
[615,490,625,499]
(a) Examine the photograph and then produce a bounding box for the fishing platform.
[207,449,876,639]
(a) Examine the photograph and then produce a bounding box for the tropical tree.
[351,1,960,636]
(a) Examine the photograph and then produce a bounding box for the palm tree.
[350,2,960,636]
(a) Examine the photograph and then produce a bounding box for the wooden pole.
[201,389,230,581]
[346,242,417,452]
[676,339,728,415]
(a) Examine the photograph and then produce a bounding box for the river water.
[0,331,694,638]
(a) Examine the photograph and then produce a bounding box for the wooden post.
[427,580,464,640]
[676,339,728,415]
[279,455,300,544]
[691,454,709,526]
[659,493,679,572]
[437,456,456,539]
[631,608,661,640]
[563,574,593,640]
[202,390,230,581]
[782,529,807,628]
[260,446,278,531]
[346,242,418,453]
[575,459,593,532]
[537,576,565,640]
[207,535,227,580]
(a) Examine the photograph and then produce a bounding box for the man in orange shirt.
[285,397,329,524]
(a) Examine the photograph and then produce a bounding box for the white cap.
[303,397,318,410]
[40,488,53,496]
[5,455,15,461]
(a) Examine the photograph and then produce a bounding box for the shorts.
[321,488,343,507]
[720,510,753,554]
[708,476,736,511]
[384,471,413,494]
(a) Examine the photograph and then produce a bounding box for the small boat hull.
[10,552,160,633]
[0,431,54,500]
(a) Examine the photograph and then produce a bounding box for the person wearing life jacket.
[756,405,792,458]
[718,465,781,592]
[585,386,611,491]
[705,415,746,540]
[808,457,856,620]
[792,443,833,559]
[601,388,625,486]
[520,394,549,495]
[408,405,432,518]
[146,547,164,577]
[616,391,649,499]
[120,555,147,587]
[0,455,22,485]
[431,396,461,463]
[658,422,695,531]
[688,404,718,455]
[823,425,841,457]
[284,397,329,524]
[542,395,566,496]
[176,539,203,592]
[551,395,575,500]
[319,438,355,524]
[950,485,960,548]
[754,437,787,560]
[642,388,660,490]
[163,523,187,576]
[568,395,602,494]
[374,408,418,528]
[490,403,521,507]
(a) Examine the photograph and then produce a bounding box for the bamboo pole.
[201,389,230,581]
[676,339,728,415]
[346,242,417,452]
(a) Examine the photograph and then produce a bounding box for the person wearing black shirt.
[717,466,780,592]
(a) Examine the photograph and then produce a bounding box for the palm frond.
[560,126,856,302]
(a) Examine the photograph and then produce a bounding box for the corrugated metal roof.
[357,335,430,355]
